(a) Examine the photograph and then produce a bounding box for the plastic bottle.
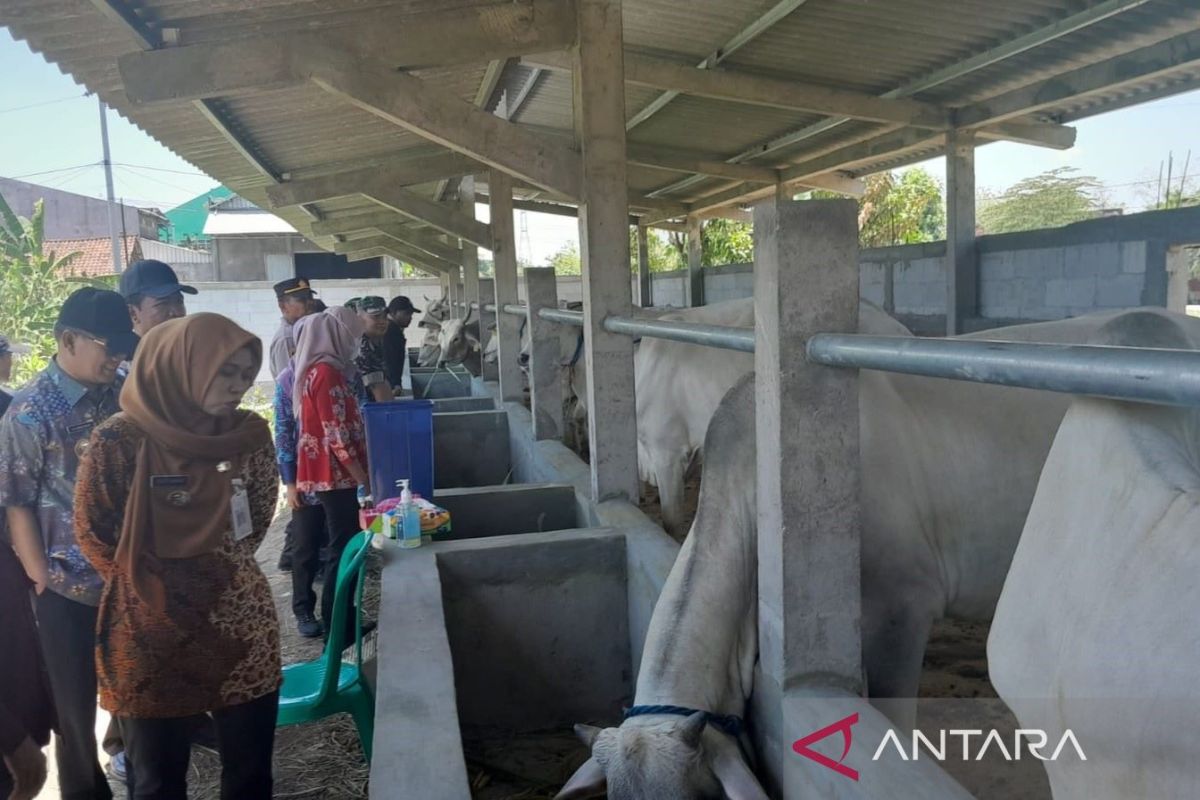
[398,479,422,549]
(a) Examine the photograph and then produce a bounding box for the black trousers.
[120,691,279,800]
[315,488,360,648]
[33,590,113,800]
[290,502,329,616]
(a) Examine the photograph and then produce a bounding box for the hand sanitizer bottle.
[398,479,422,549]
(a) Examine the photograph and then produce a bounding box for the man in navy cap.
[119,259,197,338]
[0,287,137,800]
[269,278,318,380]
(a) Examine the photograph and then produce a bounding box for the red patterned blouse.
[296,363,368,493]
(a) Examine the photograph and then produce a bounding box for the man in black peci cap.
[119,259,198,338]
[0,334,31,418]
[269,278,318,380]
[0,287,137,800]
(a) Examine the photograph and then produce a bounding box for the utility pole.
[98,97,122,273]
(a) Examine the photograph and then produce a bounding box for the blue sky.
[3,26,1200,261]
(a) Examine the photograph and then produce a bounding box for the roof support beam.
[88,0,322,221]
[375,225,463,265]
[365,185,494,250]
[639,0,1135,200]
[118,0,577,104]
[310,53,582,200]
[956,28,1200,130]
[621,52,948,128]
[627,144,779,183]
[265,152,481,207]
[625,0,813,129]
[336,236,461,273]
[310,211,415,238]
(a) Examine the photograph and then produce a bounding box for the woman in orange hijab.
[75,313,280,800]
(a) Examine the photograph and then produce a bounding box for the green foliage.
[700,219,753,266]
[978,167,1103,235]
[808,167,945,248]
[0,193,82,385]
[628,228,685,273]
[546,241,581,275]
[858,169,945,247]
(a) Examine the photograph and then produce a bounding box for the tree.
[978,167,1103,234]
[545,241,582,275]
[0,193,82,384]
[628,228,685,272]
[700,219,754,265]
[807,167,945,248]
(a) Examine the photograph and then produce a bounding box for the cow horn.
[712,751,770,800]
[678,711,707,748]
[554,757,606,799]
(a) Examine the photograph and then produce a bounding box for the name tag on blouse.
[230,479,253,541]
[150,475,189,488]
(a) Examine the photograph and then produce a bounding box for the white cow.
[988,310,1200,799]
[560,307,1200,799]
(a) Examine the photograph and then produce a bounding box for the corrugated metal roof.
[3,0,1198,239]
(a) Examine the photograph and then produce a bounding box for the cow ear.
[463,305,476,326]
[554,757,606,799]
[712,752,769,800]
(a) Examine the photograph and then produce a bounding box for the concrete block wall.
[979,240,1150,320]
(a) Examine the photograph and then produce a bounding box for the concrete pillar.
[753,197,862,785]
[946,128,977,335]
[525,267,563,440]
[459,176,481,324]
[687,214,703,307]
[478,277,498,382]
[489,170,523,402]
[636,224,652,307]
[574,0,639,503]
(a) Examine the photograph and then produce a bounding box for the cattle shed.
[8,0,1200,797]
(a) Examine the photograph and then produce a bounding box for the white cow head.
[482,321,499,364]
[416,318,443,367]
[436,308,480,365]
[557,715,765,800]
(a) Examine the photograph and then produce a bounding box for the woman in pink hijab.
[293,307,368,644]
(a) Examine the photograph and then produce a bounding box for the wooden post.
[946,128,977,335]
[525,267,563,440]
[753,197,863,765]
[686,214,703,306]
[574,0,639,503]
[459,176,480,325]
[478,277,498,382]
[636,223,652,307]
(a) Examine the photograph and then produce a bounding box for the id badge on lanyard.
[230,478,253,541]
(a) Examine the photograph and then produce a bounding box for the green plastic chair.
[277,530,375,761]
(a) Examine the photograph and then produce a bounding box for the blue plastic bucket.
[362,399,435,502]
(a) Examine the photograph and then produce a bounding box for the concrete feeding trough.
[368,377,680,799]
[412,365,475,399]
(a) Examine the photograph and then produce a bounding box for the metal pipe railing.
[603,316,755,352]
[514,300,1200,409]
[808,334,1200,409]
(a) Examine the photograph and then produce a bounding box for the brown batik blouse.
[74,414,282,719]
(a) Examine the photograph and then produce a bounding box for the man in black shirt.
[384,296,420,394]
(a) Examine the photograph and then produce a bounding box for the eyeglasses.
[76,332,128,361]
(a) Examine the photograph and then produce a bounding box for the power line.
[0,93,88,115]
[113,162,212,178]
[8,162,101,180]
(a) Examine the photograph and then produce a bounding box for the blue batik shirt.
[0,359,122,605]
